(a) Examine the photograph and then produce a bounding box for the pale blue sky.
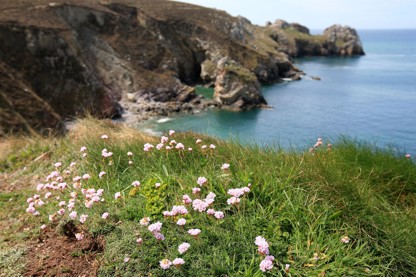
[175,0,416,30]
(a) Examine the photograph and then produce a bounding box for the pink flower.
[114,192,121,199]
[207,209,215,215]
[209,144,216,149]
[188,228,201,237]
[148,221,163,233]
[82,153,87,158]
[82,174,91,180]
[182,194,192,204]
[136,238,143,244]
[132,181,141,187]
[154,232,165,241]
[192,199,208,212]
[166,146,172,150]
[27,197,34,203]
[127,151,133,156]
[201,145,207,149]
[221,163,230,170]
[259,256,274,272]
[161,136,169,143]
[140,217,150,226]
[45,192,52,199]
[156,143,164,150]
[197,177,207,186]
[101,149,113,158]
[58,201,66,207]
[99,171,106,178]
[73,176,81,182]
[255,236,270,255]
[155,183,161,188]
[177,218,186,226]
[40,224,47,230]
[214,211,224,219]
[169,140,177,146]
[188,147,193,151]
[79,214,88,224]
[36,184,44,191]
[124,257,130,263]
[69,211,77,220]
[101,212,109,219]
[192,187,201,194]
[227,188,245,198]
[172,258,185,267]
[75,233,84,241]
[160,259,172,270]
[70,162,77,167]
[101,134,108,139]
[54,162,62,168]
[80,146,87,152]
[178,242,190,254]
[405,153,411,158]
[143,143,154,151]
[227,196,241,205]
[169,130,175,136]
[175,143,185,150]
[26,206,36,213]
[196,138,202,144]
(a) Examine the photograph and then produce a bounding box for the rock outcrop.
[266,20,364,57]
[0,1,364,135]
[323,25,365,56]
[213,59,267,111]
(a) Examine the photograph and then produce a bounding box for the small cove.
[137,30,416,154]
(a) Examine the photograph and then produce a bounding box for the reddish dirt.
[24,225,104,277]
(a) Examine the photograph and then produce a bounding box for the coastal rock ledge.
[0,0,364,135]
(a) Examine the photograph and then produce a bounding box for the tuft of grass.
[1,118,415,276]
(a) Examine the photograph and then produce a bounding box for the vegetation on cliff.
[1,119,415,276]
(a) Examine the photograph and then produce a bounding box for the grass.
[1,118,415,276]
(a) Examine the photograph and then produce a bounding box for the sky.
[174,0,416,30]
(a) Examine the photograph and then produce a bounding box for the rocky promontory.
[0,0,365,135]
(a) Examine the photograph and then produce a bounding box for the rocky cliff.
[0,0,364,135]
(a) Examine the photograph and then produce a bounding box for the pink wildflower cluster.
[101,148,113,158]
[27,160,111,231]
[148,221,165,241]
[148,131,194,153]
[188,228,201,237]
[197,176,207,186]
[255,236,275,272]
[182,194,192,204]
[259,255,275,272]
[227,186,250,205]
[178,242,190,254]
[163,205,188,217]
[255,236,270,255]
[192,192,216,212]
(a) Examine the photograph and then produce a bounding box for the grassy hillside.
[1,118,415,276]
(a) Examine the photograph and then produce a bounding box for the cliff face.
[0,0,364,135]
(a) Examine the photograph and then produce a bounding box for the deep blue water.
[138,30,416,154]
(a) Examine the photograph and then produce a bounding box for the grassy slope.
[1,118,415,276]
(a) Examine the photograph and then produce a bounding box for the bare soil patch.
[24,224,104,277]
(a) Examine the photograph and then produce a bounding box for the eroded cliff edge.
[0,0,364,135]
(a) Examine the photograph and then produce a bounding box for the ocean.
[137,30,416,154]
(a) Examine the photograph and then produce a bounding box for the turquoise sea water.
[138,30,416,154]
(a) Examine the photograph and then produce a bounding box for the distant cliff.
[0,0,364,135]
